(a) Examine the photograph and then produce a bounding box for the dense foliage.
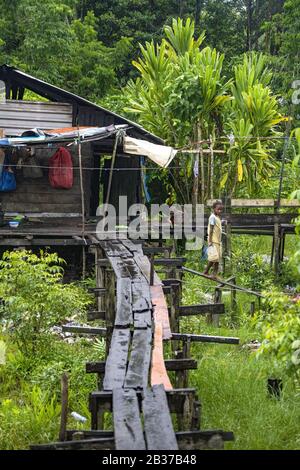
[0,250,92,355]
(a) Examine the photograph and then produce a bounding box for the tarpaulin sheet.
[123,136,177,168]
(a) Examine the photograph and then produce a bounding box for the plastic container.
[9,221,19,228]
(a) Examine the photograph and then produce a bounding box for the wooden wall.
[0,143,93,216]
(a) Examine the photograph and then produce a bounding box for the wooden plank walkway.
[32,237,236,451]
[113,389,146,450]
[99,238,175,449]
[143,385,178,450]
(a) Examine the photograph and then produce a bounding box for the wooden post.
[96,247,105,312]
[150,254,154,286]
[178,391,195,432]
[211,287,222,327]
[59,373,68,442]
[181,337,191,388]
[169,282,181,354]
[250,301,256,316]
[209,135,214,200]
[224,197,232,275]
[279,228,286,263]
[230,276,237,322]
[273,219,280,276]
[104,267,115,357]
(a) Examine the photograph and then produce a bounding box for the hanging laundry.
[49,147,73,189]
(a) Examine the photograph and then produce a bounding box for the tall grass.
[181,234,300,449]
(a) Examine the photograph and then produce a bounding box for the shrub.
[0,250,92,356]
[253,290,300,382]
[232,245,274,291]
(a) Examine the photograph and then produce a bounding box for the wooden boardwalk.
[31,238,236,451]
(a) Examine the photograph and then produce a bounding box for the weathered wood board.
[113,388,146,450]
[143,385,178,450]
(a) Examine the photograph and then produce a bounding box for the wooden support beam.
[154,258,186,267]
[87,311,106,321]
[87,287,106,296]
[0,238,89,246]
[182,266,264,298]
[143,246,172,255]
[179,303,225,316]
[97,259,110,267]
[62,325,106,336]
[89,388,197,415]
[170,333,239,345]
[162,278,182,287]
[207,198,300,208]
[30,438,115,451]
[86,358,197,375]
[33,429,234,451]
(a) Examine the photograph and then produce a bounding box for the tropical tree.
[124,20,284,203]
[124,18,231,204]
[221,53,285,195]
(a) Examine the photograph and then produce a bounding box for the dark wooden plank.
[164,359,197,371]
[3,192,82,204]
[87,359,196,374]
[154,258,186,267]
[115,278,133,326]
[30,438,115,450]
[100,240,133,258]
[182,266,264,298]
[66,430,114,440]
[3,203,82,213]
[87,310,106,321]
[133,309,152,329]
[87,287,106,296]
[124,328,152,389]
[109,256,132,278]
[113,388,146,450]
[0,237,89,246]
[179,303,225,316]
[103,328,130,391]
[132,281,152,312]
[89,388,196,414]
[121,239,143,254]
[62,429,234,451]
[62,325,107,336]
[143,246,171,255]
[171,333,239,345]
[122,257,144,279]
[143,384,178,450]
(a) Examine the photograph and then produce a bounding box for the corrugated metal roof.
[0,100,73,136]
[0,64,164,145]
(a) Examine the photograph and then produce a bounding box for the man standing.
[204,200,223,278]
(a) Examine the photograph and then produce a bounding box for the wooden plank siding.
[0,143,93,216]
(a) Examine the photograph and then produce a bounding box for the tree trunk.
[195,0,203,29]
[247,0,254,51]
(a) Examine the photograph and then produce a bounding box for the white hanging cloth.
[123,136,177,168]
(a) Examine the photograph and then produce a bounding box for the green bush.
[0,250,92,356]
[232,239,274,291]
[253,290,300,382]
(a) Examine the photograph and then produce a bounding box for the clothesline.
[2,162,295,173]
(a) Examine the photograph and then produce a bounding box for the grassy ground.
[179,233,300,450]
[0,234,299,450]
